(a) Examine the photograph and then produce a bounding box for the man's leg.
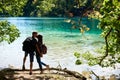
[22,52,28,70]
[29,52,34,75]
[30,62,33,75]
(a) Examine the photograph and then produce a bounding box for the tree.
[0,0,21,44]
[0,21,20,44]
[74,0,120,67]
[0,0,26,16]
[36,0,56,16]
[98,0,120,66]
[0,0,104,17]
[23,0,34,16]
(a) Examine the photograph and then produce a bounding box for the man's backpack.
[22,37,33,52]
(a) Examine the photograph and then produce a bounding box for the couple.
[22,32,49,75]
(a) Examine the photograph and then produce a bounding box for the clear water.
[0,17,104,71]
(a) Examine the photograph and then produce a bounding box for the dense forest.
[0,0,103,17]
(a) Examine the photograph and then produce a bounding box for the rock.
[82,71,92,80]
[99,76,105,80]
[109,74,116,80]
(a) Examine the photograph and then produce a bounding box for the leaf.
[0,20,20,44]
[74,52,80,58]
[75,59,82,65]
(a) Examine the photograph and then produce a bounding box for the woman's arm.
[36,44,43,57]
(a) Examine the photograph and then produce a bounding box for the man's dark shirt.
[30,37,37,52]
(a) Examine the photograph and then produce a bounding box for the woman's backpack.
[42,44,47,54]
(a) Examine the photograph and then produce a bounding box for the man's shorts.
[24,51,34,62]
[25,51,29,56]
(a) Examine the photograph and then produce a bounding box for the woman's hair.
[37,34,43,44]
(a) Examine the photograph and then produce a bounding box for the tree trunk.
[99,28,112,66]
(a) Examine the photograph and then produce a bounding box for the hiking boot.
[29,72,32,75]
[40,70,43,74]
[46,65,49,70]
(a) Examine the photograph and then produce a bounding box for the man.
[22,32,38,75]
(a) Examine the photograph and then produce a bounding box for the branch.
[91,70,100,80]
[99,28,112,66]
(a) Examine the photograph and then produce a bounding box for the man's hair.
[32,32,37,36]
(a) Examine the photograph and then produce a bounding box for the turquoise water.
[0,17,104,70]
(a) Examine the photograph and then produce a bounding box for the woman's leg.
[41,61,47,66]
[36,53,42,71]
[36,53,49,73]
[40,60,49,70]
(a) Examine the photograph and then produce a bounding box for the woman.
[36,34,49,74]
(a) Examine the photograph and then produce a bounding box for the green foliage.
[74,51,100,66]
[0,0,26,16]
[98,0,120,65]
[0,0,104,17]
[74,0,120,67]
[118,57,120,63]
[36,0,55,16]
[74,49,120,66]
[94,47,105,55]
[74,52,81,58]
[81,51,94,60]
[0,21,20,44]
[75,59,82,65]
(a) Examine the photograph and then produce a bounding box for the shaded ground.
[0,68,86,80]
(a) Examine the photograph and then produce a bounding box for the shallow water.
[0,17,103,69]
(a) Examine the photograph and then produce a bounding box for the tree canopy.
[0,21,20,44]
[0,0,104,17]
[0,0,26,16]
